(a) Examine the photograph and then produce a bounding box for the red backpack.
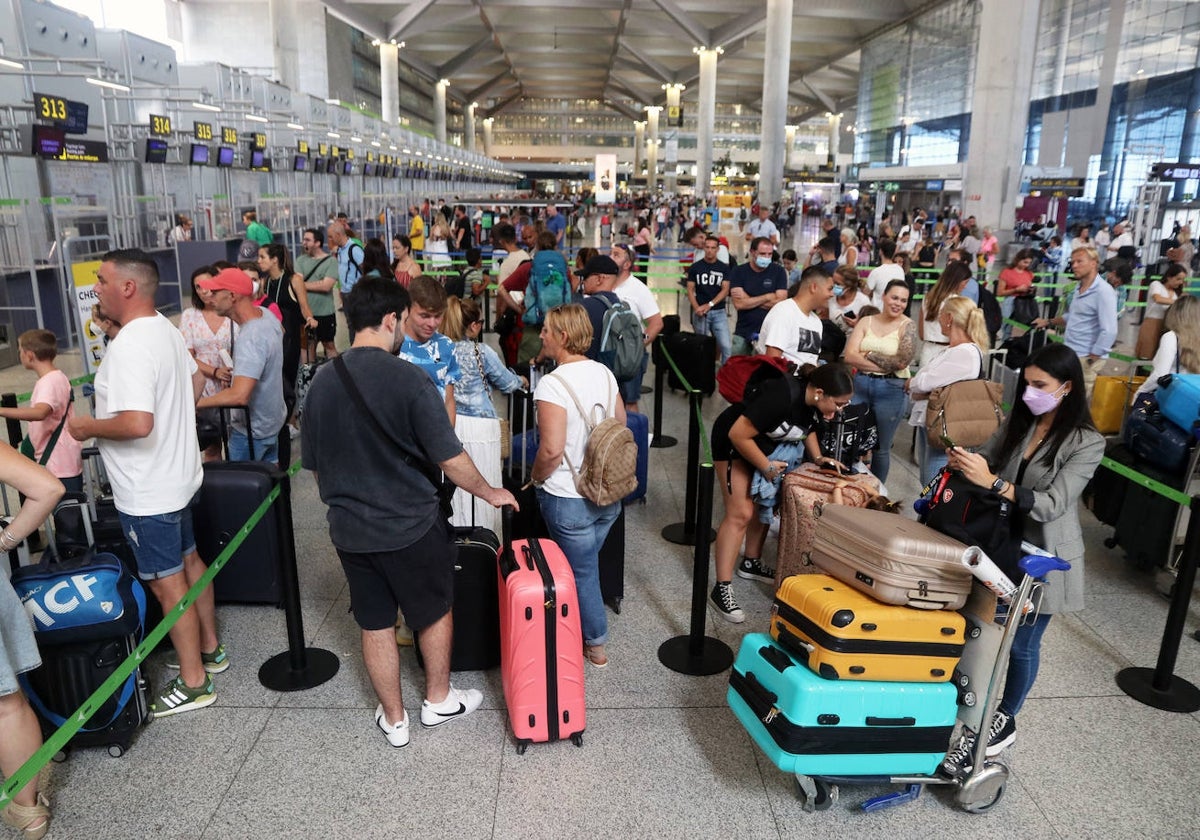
[716,355,793,404]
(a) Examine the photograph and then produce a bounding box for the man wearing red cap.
[67,249,220,718]
[195,267,287,464]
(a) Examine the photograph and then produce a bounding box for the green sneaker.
[151,675,216,719]
[165,643,229,674]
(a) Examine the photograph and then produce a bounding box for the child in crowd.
[0,329,84,492]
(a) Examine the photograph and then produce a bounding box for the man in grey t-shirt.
[196,268,287,464]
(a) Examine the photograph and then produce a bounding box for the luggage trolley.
[735,552,1069,815]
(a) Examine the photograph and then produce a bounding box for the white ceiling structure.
[324,0,945,122]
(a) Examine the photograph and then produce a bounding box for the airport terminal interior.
[2,0,1200,838]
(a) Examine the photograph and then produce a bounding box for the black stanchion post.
[649,357,678,448]
[662,390,714,545]
[259,474,341,691]
[658,462,733,675]
[1116,496,1200,712]
[483,286,492,332]
[1,393,22,448]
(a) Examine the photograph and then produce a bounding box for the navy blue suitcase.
[624,410,650,502]
[1123,393,1196,476]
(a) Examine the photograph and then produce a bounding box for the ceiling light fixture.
[245,113,269,123]
[86,76,130,92]
[0,58,24,70]
[286,122,304,130]
[192,101,222,113]
[327,131,341,138]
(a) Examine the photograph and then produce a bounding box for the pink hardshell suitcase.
[498,511,586,753]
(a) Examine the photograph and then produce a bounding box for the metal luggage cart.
[789,552,1071,815]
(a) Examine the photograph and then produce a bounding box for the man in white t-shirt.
[1106,219,1133,259]
[67,249,218,719]
[610,243,663,412]
[745,206,780,250]
[865,238,906,308]
[758,265,835,365]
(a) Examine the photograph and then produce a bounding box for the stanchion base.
[649,435,678,449]
[658,634,734,676]
[1116,666,1200,712]
[640,385,652,394]
[259,647,341,692]
[661,522,715,545]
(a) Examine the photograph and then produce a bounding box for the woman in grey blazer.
[940,344,1104,778]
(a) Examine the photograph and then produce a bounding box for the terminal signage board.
[1150,162,1200,181]
[31,126,108,162]
[221,127,238,145]
[149,114,172,136]
[194,122,214,141]
[1029,177,1085,196]
[252,132,267,150]
[34,92,88,134]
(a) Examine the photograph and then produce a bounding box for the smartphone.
[940,434,957,449]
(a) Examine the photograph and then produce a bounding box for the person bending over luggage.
[301,276,517,748]
[939,344,1103,777]
[529,304,625,668]
[0,445,63,840]
[709,363,855,623]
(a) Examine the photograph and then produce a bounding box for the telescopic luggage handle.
[498,506,519,578]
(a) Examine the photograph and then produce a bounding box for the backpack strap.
[547,369,613,482]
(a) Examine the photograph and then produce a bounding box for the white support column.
[634,120,645,184]
[826,113,841,167]
[695,46,719,200]
[646,106,661,192]
[379,42,399,127]
[664,83,684,194]
[268,0,300,91]
[434,79,449,146]
[758,0,793,207]
[785,124,797,171]
[465,102,477,152]
[482,117,494,157]
[962,0,1042,238]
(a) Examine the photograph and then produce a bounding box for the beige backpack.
[550,371,638,506]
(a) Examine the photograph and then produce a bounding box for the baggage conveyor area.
[2,343,1200,839]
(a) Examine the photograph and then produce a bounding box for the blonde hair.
[1164,295,1200,374]
[543,303,593,356]
[840,228,858,246]
[941,295,990,350]
[442,295,467,341]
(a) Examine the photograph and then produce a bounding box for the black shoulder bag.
[332,355,454,518]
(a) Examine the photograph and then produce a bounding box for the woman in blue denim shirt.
[444,297,525,531]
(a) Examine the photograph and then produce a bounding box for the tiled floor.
[3,291,1200,839]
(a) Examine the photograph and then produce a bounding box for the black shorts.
[710,403,744,462]
[312,314,337,343]
[337,519,456,632]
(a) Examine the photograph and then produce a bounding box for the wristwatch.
[990,476,1007,494]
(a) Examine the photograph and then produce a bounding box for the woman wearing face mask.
[828,265,872,336]
[939,343,1103,778]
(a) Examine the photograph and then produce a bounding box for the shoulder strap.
[332,355,443,493]
[37,390,74,466]
[302,254,334,282]
[547,368,615,481]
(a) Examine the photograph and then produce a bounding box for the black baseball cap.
[580,255,620,278]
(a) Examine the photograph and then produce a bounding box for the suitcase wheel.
[1103,535,1118,549]
[795,774,838,812]
[515,739,529,755]
[571,732,583,748]
[107,744,125,758]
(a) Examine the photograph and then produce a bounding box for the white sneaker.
[420,685,484,728]
[375,704,410,747]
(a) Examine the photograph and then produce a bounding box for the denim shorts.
[117,495,198,581]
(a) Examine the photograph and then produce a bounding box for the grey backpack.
[597,296,643,382]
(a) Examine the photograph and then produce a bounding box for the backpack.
[522,250,571,326]
[924,348,1005,449]
[597,296,643,382]
[550,372,638,506]
[716,354,793,404]
[237,239,260,261]
[976,284,1002,342]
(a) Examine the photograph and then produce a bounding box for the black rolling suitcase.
[1083,441,1129,528]
[193,461,289,605]
[660,331,717,395]
[12,552,149,756]
[1094,442,1186,569]
[504,385,546,540]
[600,503,625,613]
[416,522,503,671]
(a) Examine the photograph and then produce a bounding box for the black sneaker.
[736,556,776,583]
[985,710,1015,756]
[940,711,1014,777]
[709,582,745,624]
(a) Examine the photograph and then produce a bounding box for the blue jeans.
[618,350,649,406]
[914,426,948,488]
[117,498,198,580]
[851,374,909,483]
[1000,612,1052,717]
[692,306,732,365]
[228,429,279,466]
[535,490,621,646]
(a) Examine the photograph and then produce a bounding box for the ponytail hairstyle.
[941,295,989,350]
[924,261,972,322]
[803,361,855,398]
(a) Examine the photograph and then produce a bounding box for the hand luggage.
[1156,373,1200,434]
[599,503,625,612]
[660,331,716,395]
[504,389,545,540]
[775,466,880,587]
[12,552,150,756]
[727,633,957,777]
[623,410,650,502]
[1090,374,1146,434]
[193,461,289,605]
[770,575,965,682]
[415,525,502,671]
[1083,440,1129,527]
[498,511,586,753]
[1091,442,1187,570]
[1122,392,1196,475]
[294,328,330,421]
[808,504,974,610]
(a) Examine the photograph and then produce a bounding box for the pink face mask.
[1021,383,1068,416]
